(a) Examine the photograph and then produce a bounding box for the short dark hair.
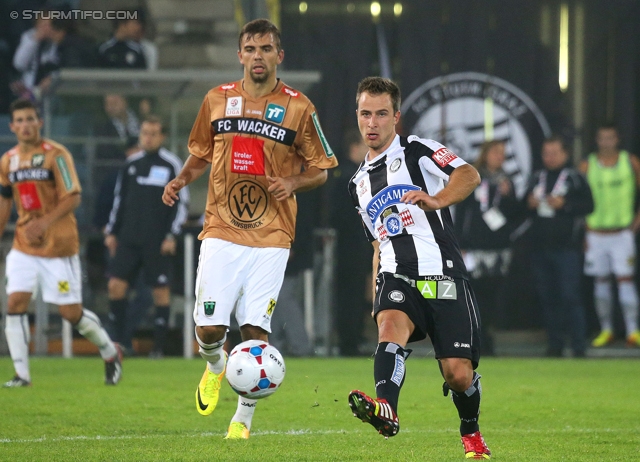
[597,122,618,134]
[9,98,39,121]
[543,134,567,151]
[356,77,401,113]
[141,115,166,134]
[238,19,281,51]
[113,9,145,31]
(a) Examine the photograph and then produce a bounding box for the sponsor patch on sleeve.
[431,147,458,167]
[55,156,74,191]
[231,136,265,175]
[311,112,334,158]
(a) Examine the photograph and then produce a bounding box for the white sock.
[618,281,639,335]
[75,309,117,360]
[5,314,31,382]
[231,396,258,430]
[594,281,613,332]
[196,330,226,374]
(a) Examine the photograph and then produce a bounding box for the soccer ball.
[226,340,286,399]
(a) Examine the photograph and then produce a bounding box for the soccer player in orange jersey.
[163,19,337,439]
[0,99,122,387]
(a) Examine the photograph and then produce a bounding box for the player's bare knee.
[107,278,128,300]
[58,304,83,324]
[196,325,226,344]
[7,292,30,314]
[240,324,268,341]
[441,359,474,392]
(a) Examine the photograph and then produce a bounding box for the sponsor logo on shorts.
[266,298,276,316]
[228,179,268,227]
[388,290,405,303]
[265,103,286,124]
[58,281,70,293]
[454,342,471,349]
[204,301,216,316]
[416,280,457,300]
[389,158,402,172]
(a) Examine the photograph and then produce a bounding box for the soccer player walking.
[162,19,337,439]
[347,77,491,459]
[0,99,122,387]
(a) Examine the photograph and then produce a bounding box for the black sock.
[450,372,482,435]
[153,306,170,353]
[373,342,411,412]
[109,299,128,344]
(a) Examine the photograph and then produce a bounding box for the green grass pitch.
[1,356,639,461]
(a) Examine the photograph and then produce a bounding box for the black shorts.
[374,272,481,368]
[109,242,172,287]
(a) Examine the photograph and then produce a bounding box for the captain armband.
[0,184,12,199]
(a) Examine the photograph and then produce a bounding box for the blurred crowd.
[0,1,155,111]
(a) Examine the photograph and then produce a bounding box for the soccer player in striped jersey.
[346,77,491,459]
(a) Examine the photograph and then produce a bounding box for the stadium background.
[0,0,639,357]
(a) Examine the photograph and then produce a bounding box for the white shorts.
[193,238,289,332]
[584,229,636,278]
[5,249,82,305]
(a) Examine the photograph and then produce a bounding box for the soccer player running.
[162,19,337,439]
[347,77,491,459]
[0,99,122,387]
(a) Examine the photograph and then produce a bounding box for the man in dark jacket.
[525,135,593,357]
[104,116,189,356]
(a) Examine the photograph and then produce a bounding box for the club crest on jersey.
[383,213,403,237]
[377,209,415,240]
[225,96,243,117]
[389,158,402,172]
[366,184,421,223]
[432,147,458,167]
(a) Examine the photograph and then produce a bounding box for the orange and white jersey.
[189,79,338,248]
[0,139,81,257]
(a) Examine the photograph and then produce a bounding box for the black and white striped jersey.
[348,134,469,279]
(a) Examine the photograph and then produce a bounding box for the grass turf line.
[0,357,638,461]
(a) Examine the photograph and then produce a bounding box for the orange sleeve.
[0,156,10,188]
[297,103,339,170]
[188,94,214,162]
[52,149,81,199]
